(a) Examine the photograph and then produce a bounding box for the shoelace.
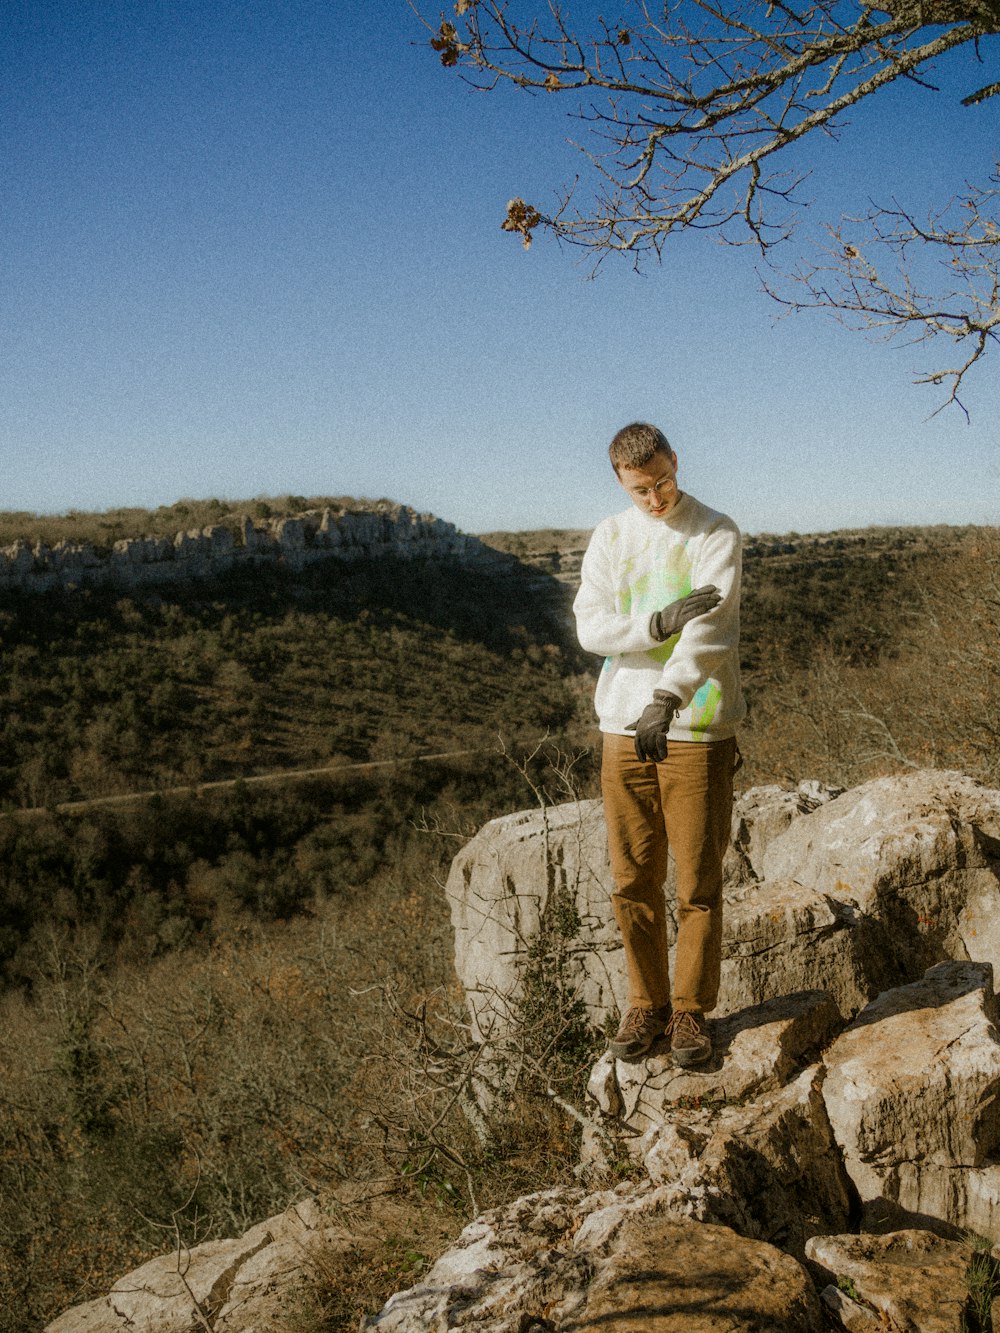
[667,1011,704,1042]
[618,1006,651,1037]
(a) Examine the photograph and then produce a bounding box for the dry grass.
[282,1183,462,1333]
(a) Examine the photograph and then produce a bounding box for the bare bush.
[742,527,1000,787]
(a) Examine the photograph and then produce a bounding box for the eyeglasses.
[625,475,677,499]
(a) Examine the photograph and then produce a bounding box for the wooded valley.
[0,512,996,1331]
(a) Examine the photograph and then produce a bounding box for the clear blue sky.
[2,1,997,536]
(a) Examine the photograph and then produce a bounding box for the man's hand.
[628,690,681,763]
[649,585,721,641]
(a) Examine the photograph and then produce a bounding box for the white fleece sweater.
[573,492,745,741]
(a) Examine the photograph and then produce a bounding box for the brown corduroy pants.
[601,732,737,1015]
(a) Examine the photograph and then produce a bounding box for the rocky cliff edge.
[0,504,500,595]
[48,769,1000,1332]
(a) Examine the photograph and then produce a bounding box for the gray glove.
[649,585,721,642]
[628,690,681,763]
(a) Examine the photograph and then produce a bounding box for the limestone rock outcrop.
[806,1230,972,1332]
[365,1182,825,1332]
[0,505,497,595]
[823,959,1000,1237]
[448,769,1000,1044]
[446,781,848,1046]
[588,990,853,1257]
[366,958,998,1332]
[589,958,1000,1239]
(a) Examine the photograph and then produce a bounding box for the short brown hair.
[609,422,673,474]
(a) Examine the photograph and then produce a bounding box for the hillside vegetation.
[0,505,997,1331]
[1,556,582,808]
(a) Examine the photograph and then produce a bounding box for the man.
[573,422,744,1066]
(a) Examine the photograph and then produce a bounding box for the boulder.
[806,1229,972,1333]
[822,960,1000,1238]
[365,1182,824,1331]
[719,877,884,1020]
[447,772,1000,1051]
[760,769,1000,989]
[45,1200,358,1333]
[636,1065,854,1255]
[725,779,843,884]
[562,1214,824,1333]
[446,799,623,1043]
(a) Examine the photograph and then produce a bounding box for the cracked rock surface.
[806,1229,972,1333]
[365,1185,824,1332]
[46,1200,355,1333]
[822,959,1000,1236]
[449,769,1000,1046]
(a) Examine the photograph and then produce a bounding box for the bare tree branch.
[415,0,1000,407]
[762,169,1000,411]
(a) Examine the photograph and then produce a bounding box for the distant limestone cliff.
[0,504,501,594]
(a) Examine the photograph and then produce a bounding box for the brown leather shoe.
[667,1010,712,1067]
[608,1004,672,1060]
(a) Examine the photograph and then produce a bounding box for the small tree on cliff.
[419,0,1000,413]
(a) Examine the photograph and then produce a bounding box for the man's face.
[616,449,680,519]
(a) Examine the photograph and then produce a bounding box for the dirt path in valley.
[2,745,495,820]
